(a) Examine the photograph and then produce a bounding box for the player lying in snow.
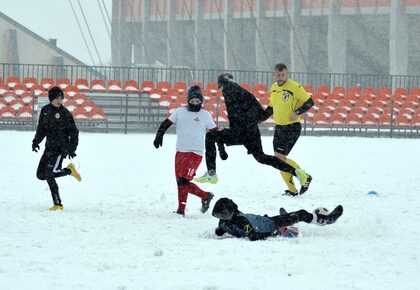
[211,198,343,241]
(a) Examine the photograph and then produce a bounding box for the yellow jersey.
[269,79,311,125]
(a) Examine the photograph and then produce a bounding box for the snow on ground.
[0,130,419,290]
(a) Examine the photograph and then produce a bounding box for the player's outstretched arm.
[153,119,173,148]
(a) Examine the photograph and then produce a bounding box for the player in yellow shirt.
[261,63,314,196]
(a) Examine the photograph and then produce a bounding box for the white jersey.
[168,107,217,156]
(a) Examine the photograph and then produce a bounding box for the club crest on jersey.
[194,116,200,122]
[55,113,60,119]
[282,92,290,102]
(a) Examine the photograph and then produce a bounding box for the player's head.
[187,85,202,96]
[187,89,203,112]
[48,86,64,107]
[212,197,239,220]
[274,63,288,85]
[217,72,234,89]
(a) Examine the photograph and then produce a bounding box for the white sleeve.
[168,108,179,124]
[206,111,217,130]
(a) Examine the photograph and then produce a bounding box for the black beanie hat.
[48,86,64,102]
[212,198,239,220]
[187,85,202,96]
[187,91,203,103]
[217,72,234,88]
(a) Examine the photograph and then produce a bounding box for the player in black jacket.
[32,86,81,211]
[212,197,343,241]
[195,73,311,194]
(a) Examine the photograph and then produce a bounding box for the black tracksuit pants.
[269,210,314,227]
[36,151,71,205]
[205,127,296,174]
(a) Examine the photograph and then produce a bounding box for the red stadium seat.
[240,83,252,92]
[316,86,329,98]
[75,78,90,91]
[394,87,407,98]
[23,77,37,89]
[206,82,219,94]
[74,93,87,105]
[362,114,379,126]
[173,82,187,94]
[9,99,24,111]
[57,78,71,89]
[348,86,361,97]
[0,100,7,110]
[141,80,154,93]
[17,106,33,120]
[65,86,79,98]
[338,99,353,111]
[395,114,411,127]
[90,108,107,121]
[3,92,16,104]
[362,87,376,96]
[329,113,345,126]
[303,85,314,96]
[379,113,394,126]
[21,92,33,106]
[64,100,78,112]
[254,84,268,94]
[313,113,329,125]
[157,81,171,93]
[399,107,415,118]
[405,94,419,106]
[334,107,349,118]
[108,80,123,92]
[378,87,392,98]
[346,113,362,126]
[0,106,17,119]
[6,76,20,89]
[13,84,27,97]
[0,84,9,96]
[148,88,162,100]
[91,80,106,92]
[124,80,140,93]
[31,84,45,96]
[41,78,55,90]
[412,114,420,127]
[82,100,96,113]
[72,108,89,120]
[332,86,345,98]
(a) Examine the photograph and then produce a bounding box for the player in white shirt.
[153,86,217,216]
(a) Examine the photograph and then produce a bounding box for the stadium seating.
[57,78,71,89]
[23,77,37,89]
[108,80,123,92]
[75,79,90,91]
[124,80,140,92]
[6,76,20,89]
[141,80,154,93]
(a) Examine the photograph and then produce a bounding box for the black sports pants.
[36,151,70,205]
[205,127,296,174]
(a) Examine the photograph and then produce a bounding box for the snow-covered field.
[0,130,419,290]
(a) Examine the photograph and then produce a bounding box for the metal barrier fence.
[0,92,418,138]
[2,63,420,92]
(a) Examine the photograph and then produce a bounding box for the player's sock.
[280,158,299,193]
[177,186,188,213]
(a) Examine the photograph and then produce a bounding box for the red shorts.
[175,152,203,181]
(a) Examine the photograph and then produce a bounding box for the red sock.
[177,185,188,213]
[187,183,208,199]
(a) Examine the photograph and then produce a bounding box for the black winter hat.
[217,72,234,88]
[212,197,239,220]
[187,85,202,95]
[48,86,64,102]
[187,91,203,103]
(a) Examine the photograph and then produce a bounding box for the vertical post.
[390,0,408,78]
[167,0,176,66]
[223,1,233,70]
[125,94,129,134]
[194,0,203,69]
[390,100,394,138]
[328,0,347,74]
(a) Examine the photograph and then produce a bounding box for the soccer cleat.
[279,207,288,215]
[295,168,312,195]
[283,190,298,197]
[49,204,64,211]
[194,172,218,184]
[174,210,185,217]
[314,205,343,226]
[201,192,214,213]
[66,163,81,182]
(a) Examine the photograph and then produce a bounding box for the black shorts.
[273,123,302,155]
[218,127,263,154]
